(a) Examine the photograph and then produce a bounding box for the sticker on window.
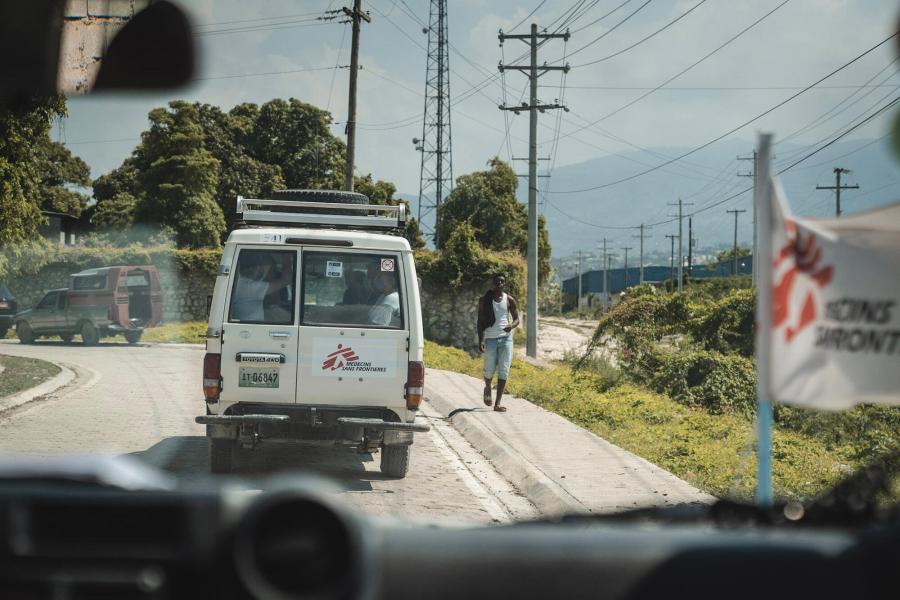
[380,258,395,272]
[326,261,343,278]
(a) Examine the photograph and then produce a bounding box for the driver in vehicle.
[230,252,293,322]
[368,271,400,326]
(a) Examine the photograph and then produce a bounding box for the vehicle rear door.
[296,250,409,409]
[219,247,300,407]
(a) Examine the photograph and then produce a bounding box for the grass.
[424,340,862,503]
[0,354,61,398]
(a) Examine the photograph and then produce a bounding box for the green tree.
[92,192,137,229]
[194,102,283,225]
[713,245,752,271]
[0,95,68,245]
[248,98,345,189]
[436,158,551,282]
[35,138,91,218]
[354,174,426,249]
[133,101,225,248]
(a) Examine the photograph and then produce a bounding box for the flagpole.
[755,133,774,507]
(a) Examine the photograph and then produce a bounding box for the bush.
[690,288,755,357]
[650,350,756,415]
[415,222,526,299]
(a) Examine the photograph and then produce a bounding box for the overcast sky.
[59,0,900,231]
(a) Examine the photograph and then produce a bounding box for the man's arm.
[504,296,521,332]
[267,254,294,294]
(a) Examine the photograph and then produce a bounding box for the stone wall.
[420,282,483,354]
[7,262,214,323]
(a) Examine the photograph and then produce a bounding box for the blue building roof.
[562,256,753,295]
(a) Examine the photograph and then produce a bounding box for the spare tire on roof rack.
[267,189,369,205]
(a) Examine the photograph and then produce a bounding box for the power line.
[549,31,898,194]
[557,0,792,139]
[509,0,548,33]
[572,0,708,66]
[562,0,653,60]
[540,83,900,91]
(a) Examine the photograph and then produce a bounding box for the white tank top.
[483,293,510,339]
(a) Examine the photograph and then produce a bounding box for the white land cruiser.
[197,190,428,477]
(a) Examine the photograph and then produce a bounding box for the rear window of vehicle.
[125,272,150,287]
[72,273,108,291]
[301,252,403,329]
[228,249,297,325]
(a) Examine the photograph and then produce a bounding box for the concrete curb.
[0,359,76,414]
[426,391,584,517]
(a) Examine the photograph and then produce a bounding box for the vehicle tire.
[16,322,34,344]
[268,189,368,205]
[60,333,74,343]
[209,439,235,474]
[80,322,99,346]
[380,445,410,478]
[124,330,143,344]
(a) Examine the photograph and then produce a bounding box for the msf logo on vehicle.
[772,219,834,343]
[322,344,360,371]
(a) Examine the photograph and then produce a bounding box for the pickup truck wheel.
[60,334,74,343]
[209,439,235,474]
[80,322,99,346]
[380,445,410,478]
[124,330,143,344]
[16,322,34,344]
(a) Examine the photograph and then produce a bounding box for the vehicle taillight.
[0,302,8,309]
[405,361,425,410]
[203,353,221,401]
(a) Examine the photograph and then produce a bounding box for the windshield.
[0,0,898,529]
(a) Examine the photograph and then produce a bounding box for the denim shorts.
[483,334,513,380]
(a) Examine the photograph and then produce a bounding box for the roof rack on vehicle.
[235,196,406,232]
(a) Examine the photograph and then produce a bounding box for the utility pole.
[726,208,747,276]
[342,0,370,192]
[668,199,693,292]
[816,167,859,217]
[633,224,650,285]
[575,250,583,313]
[737,151,756,283]
[621,246,632,289]
[598,238,608,310]
[499,24,570,358]
[687,217,694,277]
[665,234,677,282]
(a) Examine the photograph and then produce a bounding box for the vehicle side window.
[72,274,107,290]
[228,249,296,325]
[37,292,57,309]
[301,252,403,329]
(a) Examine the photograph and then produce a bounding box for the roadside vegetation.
[0,355,60,398]
[425,279,900,503]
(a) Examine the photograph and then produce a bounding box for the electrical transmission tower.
[415,0,453,247]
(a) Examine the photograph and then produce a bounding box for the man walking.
[477,274,520,412]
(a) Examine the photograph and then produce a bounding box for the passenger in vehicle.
[341,270,368,305]
[364,262,382,304]
[368,271,400,326]
[232,253,293,322]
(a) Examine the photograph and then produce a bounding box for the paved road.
[0,341,535,526]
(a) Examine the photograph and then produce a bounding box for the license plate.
[238,367,279,388]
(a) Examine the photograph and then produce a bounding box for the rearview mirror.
[0,0,195,104]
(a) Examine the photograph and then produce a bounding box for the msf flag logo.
[322,344,359,371]
[772,219,834,343]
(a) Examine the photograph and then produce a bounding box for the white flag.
[760,177,900,410]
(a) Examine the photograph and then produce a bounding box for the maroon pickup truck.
[14,266,163,345]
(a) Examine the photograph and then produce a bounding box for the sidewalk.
[425,369,714,516]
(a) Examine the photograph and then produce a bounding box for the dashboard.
[0,476,897,600]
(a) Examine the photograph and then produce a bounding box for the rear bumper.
[198,403,430,445]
